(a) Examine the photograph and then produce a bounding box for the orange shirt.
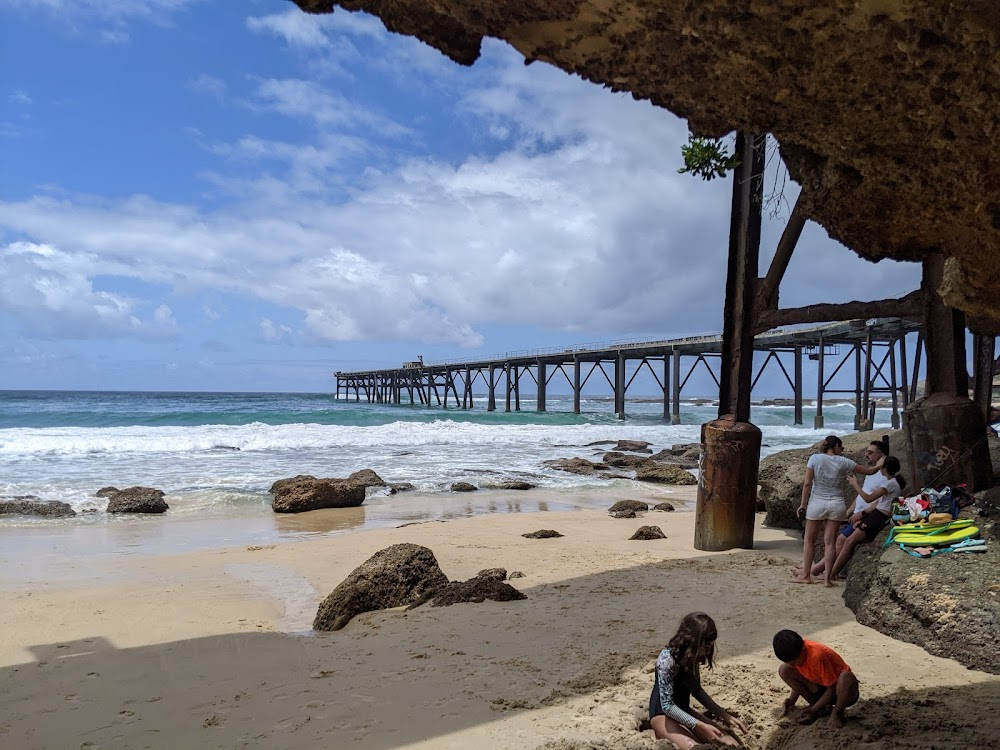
[796,640,851,688]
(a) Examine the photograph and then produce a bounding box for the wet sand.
[1,495,997,749]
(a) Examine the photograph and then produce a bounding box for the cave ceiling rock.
[292,0,1000,334]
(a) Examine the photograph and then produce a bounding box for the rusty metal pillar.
[695,131,764,553]
[903,256,992,490]
[889,338,900,428]
[793,346,803,425]
[615,353,626,420]
[537,361,547,412]
[513,366,521,411]
[573,357,581,414]
[854,342,863,429]
[814,337,825,429]
[898,327,910,408]
[487,366,496,412]
[671,349,681,424]
[859,331,874,430]
[972,334,996,424]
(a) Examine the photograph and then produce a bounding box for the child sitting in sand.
[649,612,747,748]
[773,629,859,728]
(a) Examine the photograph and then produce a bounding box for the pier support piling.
[573,358,581,414]
[537,361,546,412]
[694,131,765,552]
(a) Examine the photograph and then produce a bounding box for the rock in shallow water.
[313,543,448,631]
[105,487,169,514]
[0,499,76,518]
[451,481,477,492]
[270,477,364,513]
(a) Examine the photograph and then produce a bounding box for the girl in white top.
[790,435,881,588]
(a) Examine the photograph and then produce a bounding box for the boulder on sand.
[522,529,563,539]
[105,487,169,514]
[608,500,648,513]
[271,477,365,513]
[416,575,527,608]
[0,499,76,518]
[634,464,697,485]
[653,502,675,512]
[451,481,478,492]
[477,568,507,581]
[629,525,667,540]
[313,543,449,631]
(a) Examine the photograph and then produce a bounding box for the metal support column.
[793,346,803,425]
[972,334,996,424]
[889,337,900,428]
[573,357,581,414]
[537,361,546,412]
[663,355,671,421]
[814,336,825,429]
[487,366,496,412]
[615,353,626,420]
[671,349,681,425]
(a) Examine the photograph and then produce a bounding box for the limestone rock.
[271,477,364,513]
[522,529,563,539]
[0,499,76,518]
[543,458,609,476]
[388,482,415,493]
[105,487,168,514]
[313,543,449,631]
[415,576,527,608]
[477,567,507,581]
[451,481,477,492]
[613,440,652,453]
[629,525,667,541]
[492,480,535,490]
[608,500,648,513]
[653,502,675,512]
[602,452,647,468]
[844,518,1000,674]
[612,510,636,519]
[634,464,696,485]
[269,474,317,495]
[509,571,525,579]
[95,486,119,498]
[347,469,386,489]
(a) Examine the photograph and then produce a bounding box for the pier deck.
[336,317,921,427]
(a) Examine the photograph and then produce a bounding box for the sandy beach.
[2,490,997,750]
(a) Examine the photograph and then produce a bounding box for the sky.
[0,0,924,394]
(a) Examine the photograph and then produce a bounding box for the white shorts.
[806,497,848,522]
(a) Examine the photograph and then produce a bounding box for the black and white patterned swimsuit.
[648,648,700,730]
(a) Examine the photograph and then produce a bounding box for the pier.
[335,317,920,428]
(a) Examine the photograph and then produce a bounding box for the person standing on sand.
[790,435,882,587]
[773,629,860,729]
[648,612,747,748]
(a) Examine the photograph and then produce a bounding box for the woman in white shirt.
[790,436,881,587]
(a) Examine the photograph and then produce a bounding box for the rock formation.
[607,499,648,513]
[634,463,697,485]
[105,487,169,514]
[313,543,449,631]
[0,499,76,518]
[413,574,527,608]
[270,476,365,513]
[629,525,667,540]
[450,481,477,492]
[522,529,563,539]
[293,0,1000,332]
[653,502,675,512]
[477,567,507,581]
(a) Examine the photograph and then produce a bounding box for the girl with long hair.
[649,612,746,747]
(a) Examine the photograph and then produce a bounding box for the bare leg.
[829,530,865,580]
[830,671,860,728]
[778,663,820,710]
[650,715,697,749]
[822,520,841,587]
[791,520,820,583]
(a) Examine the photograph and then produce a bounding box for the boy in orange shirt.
[773,629,860,728]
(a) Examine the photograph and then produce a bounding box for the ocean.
[0,390,886,564]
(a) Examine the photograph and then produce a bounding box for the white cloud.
[0,0,197,24]
[188,74,226,99]
[0,41,921,353]
[8,90,32,105]
[246,9,333,49]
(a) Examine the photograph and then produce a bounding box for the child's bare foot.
[789,576,813,584]
[798,710,819,726]
[824,579,839,588]
[829,709,846,728]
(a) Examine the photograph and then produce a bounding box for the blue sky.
[0,0,922,393]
